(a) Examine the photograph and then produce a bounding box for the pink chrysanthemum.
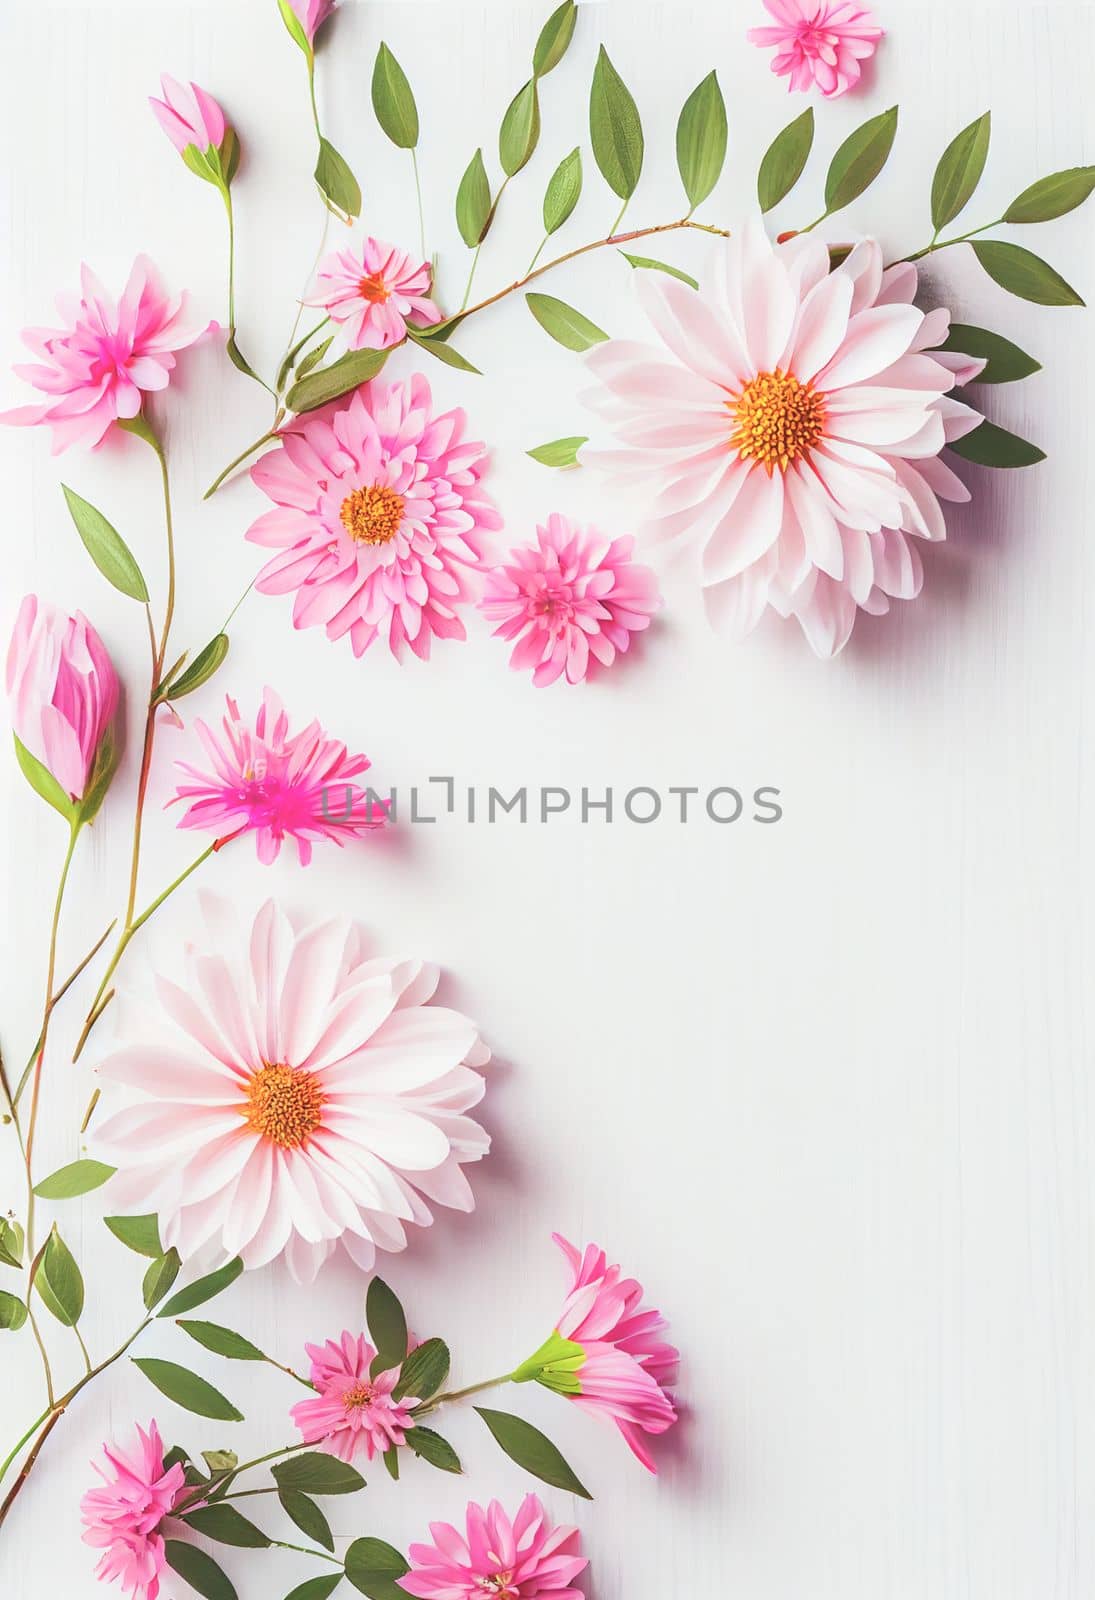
[480,513,661,687]
[247,376,501,660]
[399,1495,588,1600]
[290,1331,417,1463]
[748,0,883,98]
[171,687,386,865]
[584,220,985,657]
[93,896,490,1283]
[305,237,442,351]
[80,1420,187,1600]
[0,256,211,452]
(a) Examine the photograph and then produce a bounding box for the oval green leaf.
[158,1256,243,1318]
[475,1407,591,1499]
[676,70,727,212]
[184,1503,271,1548]
[285,1575,343,1600]
[143,1248,182,1311]
[133,1358,243,1421]
[825,106,899,215]
[164,635,229,702]
[938,324,1041,384]
[104,1213,162,1257]
[345,1537,410,1600]
[164,1541,238,1600]
[931,112,991,231]
[527,435,587,469]
[589,46,644,200]
[526,292,608,351]
[34,1158,115,1200]
[0,1290,28,1331]
[405,328,481,374]
[279,1488,334,1552]
[13,735,76,822]
[392,1336,450,1402]
[1005,166,1095,224]
[972,240,1084,306]
[619,251,699,289]
[371,42,418,149]
[758,107,814,213]
[178,1320,266,1361]
[500,78,541,177]
[35,1227,84,1326]
[456,149,492,247]
[0,1218,24,1270]
[314,138,362,220]
[405,1425,462,1474]
[61,485,149,602]
[947,419,1046,468]
[543,147,582,234]
[287,348,390,413]
[272,1452,365,1495]
[533,1,578,77]
[366,1277,407,1374]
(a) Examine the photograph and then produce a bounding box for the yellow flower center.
[358,271,391,304]
[729,368,827,474]
[342,1382,376,1411]
[243,1062,324,1148]
[339,485,405,546]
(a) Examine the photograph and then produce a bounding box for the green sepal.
[511,1330,586,1395]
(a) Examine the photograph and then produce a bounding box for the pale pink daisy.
[480,513,661,687]
[399,1495,587,1600]
[305,237,442,352]
[80,1420,187,1600]
[290,1330,417,1463]
[171,687,387,865]
[748,0,883,98]
[93,896,490,1283]
[247,376,501,660]
[149,74,226,155]
[0,256,211,452]
[583,219,984,656]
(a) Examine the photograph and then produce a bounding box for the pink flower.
[285,0,339,47]
[171,687,386,865]
[149,74,226,154]
[748,0,883,97]
[93,896,490,1283]
[305,237,442,352]
[247,376,501,660]
[584,220,984,657]
[399,1495,587,1600]
[480,513,661,687]
[0,256,211,452]
[7,595,120,808]
[290,1331,417,1463]
[80,1420,187,1600]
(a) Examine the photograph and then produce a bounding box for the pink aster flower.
[285,0,339,47]
[171,687,386,865]
[247,376,501,660]
[480,513,661,687]
[149,74,226,154]
[290,1331,417,1463]
[305,237,442,352]
[93,896,490,1283]
[583,219,984,657]
[0,256,211,452]
[400,1495,587,1600]
[80,1420,187,1600]
[748,0,883,98]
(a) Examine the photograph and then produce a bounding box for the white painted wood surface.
[2,1,1093,1595]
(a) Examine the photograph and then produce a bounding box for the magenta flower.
[0,257,211,453]
[149,74,226,155]
[399,1495,587,1600]
[80,1420,187,1600]
[247,376,501,660]
[7,595,120,811]
[305,237,442,352]
[284,0,339,47]
[291,1331,417,1463]
[171,687,386,864]
[481,513,661,687]
[748,0,883,97]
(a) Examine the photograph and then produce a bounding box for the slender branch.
[899,218,1002,265]
[412,148,426,260]
[203,428,279,500]
[412,1372,513,1418]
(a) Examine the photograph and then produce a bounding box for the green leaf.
[938,323,1041,384]
[133,1359,243,1421]
[825,106,899,215]
[202,1449,238,1476]
[526,292,608,351]
[78,718,121,825]
[366,1277,407,1375]
[543,147,582,235]
[35,1227,83,1326]
[61,485,149,601]
[456,149,492,247]
[104,1213,162,1257]
[931,112,991,231]
[393,1336,449,1402]
[382,1445,400,1481]
[500,78,541,178]
[475,1407,592,1499]
[164,1541,238,1600]
[757,107,814,213]
[676,71,727,212]
[0,1290,28,1331]
[163,635,230,702]
[947,418,1046,468]
[527,435,587,469]
[285,1576,343,1600]
[181,142,221,186]
[279,1489,334,1552]
[972,240,1085,306]
[1005,166,1095,224]
[371,42,419,149]
[143,1249,182,1311]
[405,1425,462,1473]
[406,328,481,373]
[225,333,265,385]
[34,1159,115,1200]
[287,348,390,413]
[344,1537,410,1600]
[0,1218,24,1270]
[272,1452,366,1495]
[157,1257,243,1319]
[589,46,644,201]
[220,128,241,186]
[184,1503,271,1548]
[296,337,333,378]
[277,0,311,56]
[533,1,578,77]
[178,1321,266,1361]
[315,138,362,220]
[14,734,76,823]
[619,251,699,289]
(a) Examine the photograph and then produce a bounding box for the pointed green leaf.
[143,1249,182,1310]
[475,1407,591,1499]
[393,1336,449,1402]
[345,1537,410,1600]
[279,1489,334,1552]
[35,1227,83,1325]
[157,1256,243,1318]
[972,240,1084,306]
[382,1444,400,1481]
[372,42,419,149]
[500,78,541,177]
[533,1,578,77]
[676,71,727,212]
[527,435,587,469]
[589,46,644,201]
[937,324,1041,384]
[931,112,991,231]
[619,251,698,289]
[77,718,121,824]
[272,1452,365,1495]
[526,292,608,351]
[295,336,334,378]
[405,328,481,373]
[0,1290,28,1330]
[543,147,583,235]
[34,1159,115,1200]
[202,1449,238,1476]
[825,106,899,214]
[104,1213,162,1257]
[456,150,492,247]
[947,419,1046,468]
[184,1503,271,1548]
[277,0,311,56]
[405,1425,462,1473]
[164,1541,238,1600]
[225,333,265,385]
[133,1359,243,1421]
[757,107,814,213]
[14,734,77,823]
[315,138,361,220]
[163,634,230,702]
[287,348,390,413]
[285,1579,342,1600]
[0,1218,24,1269]
[61,485,149,601]
[366,1277,407,1375]
[1005,166,1095,224]
[177,1320,266,1361]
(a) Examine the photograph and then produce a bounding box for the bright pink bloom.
[286,0,339,46]
[0,257,211,452]
[480,513,661,687]
[247,376,501,660]
[149,74,226,153]
[7,594,120,803]
[80,1420,187,1600]
[305,238,442,352]
[748,0,883,98]
[171,687,386,865]
[400,1495,587,1600]
[291,1331,417,1463]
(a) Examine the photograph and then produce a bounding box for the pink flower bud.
[149,74,227,155]
[286,0,339,47]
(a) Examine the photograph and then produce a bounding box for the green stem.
[203,428,279,500]
[900,217,1002,264]
[461,241,485,312]
[224,185,237,331]
[526,234,549,275]
[0,1409,50,1489]
[609,197,629,236]
[414,1372,513,1418]
[74,1324,93,1375]
[412,148,426,260]
[273,1540,342,1564]
[13,919,116,1105]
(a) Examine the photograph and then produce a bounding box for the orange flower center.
[729,368,827,474]
[358,271,391,304]
[342,1382,376,1411]
[478,1575,518,1597]
[244,1062,324,1148]
[339,485,405,545]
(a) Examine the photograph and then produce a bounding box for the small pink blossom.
[80,1420,187,1600]
[399,1495,588,1600]
[748,0,883,98]
[305,238,442,352]
[149,74,226,154]
[291,1331,417,1464]
[481,513,661,687]
[286,0,339,46]
[171,687,387,864]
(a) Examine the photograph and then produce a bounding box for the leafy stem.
[900,217,1002,264]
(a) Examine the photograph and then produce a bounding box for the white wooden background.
[2,2,1094,1596]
